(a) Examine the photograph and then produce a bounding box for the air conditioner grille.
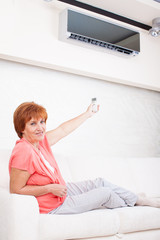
[69,33,133,55]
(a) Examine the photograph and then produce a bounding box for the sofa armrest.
[0,187,39,240]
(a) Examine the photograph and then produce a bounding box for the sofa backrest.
[62,153,160,197]
[1,149,160,198]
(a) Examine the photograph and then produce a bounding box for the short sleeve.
[9,143,36,174]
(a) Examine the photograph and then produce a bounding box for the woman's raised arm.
[46,104,99,146]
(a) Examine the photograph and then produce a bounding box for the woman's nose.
[37,123,43,130]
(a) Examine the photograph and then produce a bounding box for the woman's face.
[22,117,46,145]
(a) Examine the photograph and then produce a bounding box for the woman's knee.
[94,177,106,187]
[96,186,112,199]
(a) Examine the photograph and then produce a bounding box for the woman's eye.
[40,120,45,124]
[30,122,35,126]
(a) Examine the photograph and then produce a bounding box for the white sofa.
[0,149,160,240]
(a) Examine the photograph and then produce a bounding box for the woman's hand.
[47,184,67,197]
[86,103,100,118]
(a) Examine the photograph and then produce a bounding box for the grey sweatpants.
[48,178,137,214]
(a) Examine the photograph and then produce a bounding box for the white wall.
[0,0,160,158]
[1,59,160,158]
[0,0,160,91]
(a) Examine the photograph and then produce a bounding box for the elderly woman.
[9,102,160,214]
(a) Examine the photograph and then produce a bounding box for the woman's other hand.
[47,184,67,197]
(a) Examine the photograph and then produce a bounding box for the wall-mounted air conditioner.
[59,9,140,56]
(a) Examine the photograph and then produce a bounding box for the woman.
[9,102,160,214]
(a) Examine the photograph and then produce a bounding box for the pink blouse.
[9,135,66,214]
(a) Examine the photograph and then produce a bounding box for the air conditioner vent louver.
[69,33,133,55]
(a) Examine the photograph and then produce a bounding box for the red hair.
[13,102,48,138]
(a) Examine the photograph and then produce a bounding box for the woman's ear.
[21,131,24,137]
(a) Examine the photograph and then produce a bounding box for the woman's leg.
[49,178,137,214]
[97,178,138,207]
[49,186,128,214]
[95,178,160,208]
[67,178,137,207]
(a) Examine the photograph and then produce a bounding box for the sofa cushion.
[115,229,160,240]
[114,206,160,234]
[39,209,119,240]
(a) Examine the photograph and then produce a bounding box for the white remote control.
[91,98,97,112]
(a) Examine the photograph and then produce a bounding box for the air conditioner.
[59,9,140,56]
